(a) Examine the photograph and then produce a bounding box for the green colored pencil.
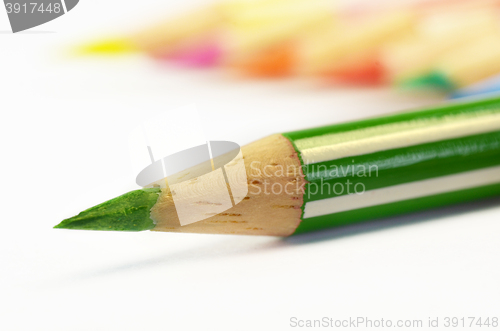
[55,97,500,236]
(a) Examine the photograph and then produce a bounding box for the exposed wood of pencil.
[150,134,307,236]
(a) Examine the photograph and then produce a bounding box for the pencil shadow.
[284,196,500,245]
[61,197,500,284]
[64,236,288,283]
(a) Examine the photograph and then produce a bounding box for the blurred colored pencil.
[300,11,416,75]
[401,33,500,91]
[324,10,499,85]
[451,75,500,99]
[75,0,500,92]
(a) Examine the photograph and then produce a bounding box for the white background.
[1,1,499,330]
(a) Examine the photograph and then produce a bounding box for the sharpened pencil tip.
[54,188,161,231]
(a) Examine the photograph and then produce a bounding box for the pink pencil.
[153,41,222,67]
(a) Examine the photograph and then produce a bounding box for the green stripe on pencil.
[55,97,500,236]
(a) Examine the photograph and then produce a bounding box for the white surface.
[1,1,499,331]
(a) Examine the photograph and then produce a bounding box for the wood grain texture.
[150,134,307,236]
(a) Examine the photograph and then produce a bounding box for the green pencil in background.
[55,97,500,236]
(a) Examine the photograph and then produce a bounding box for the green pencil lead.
[54,188,161,231]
